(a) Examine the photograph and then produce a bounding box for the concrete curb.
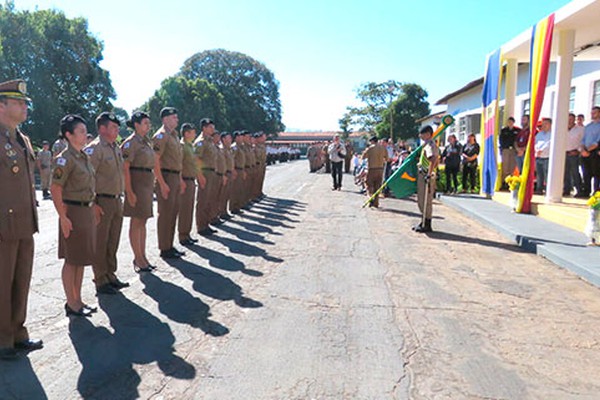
[438,194,600,288]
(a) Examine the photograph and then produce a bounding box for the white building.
[435,0,600,202]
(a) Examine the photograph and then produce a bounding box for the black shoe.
[0,347,18,361]
[198,228,213,237]
[110,278,130,289]
[188,237,198,243]
[231,210,243,215]
[220,213,232,220]
[242,205,251,210]
[415,219,433,233]
[172,247,186,257]
[14,339,43,351]
[160,249,181,259]
[209,228,218,233]
[83,304,98,313]
[65,303,93,317]
[179,238,193,246]
[210,219,223,226]
[134,261,153,273]
[96,283,118,295]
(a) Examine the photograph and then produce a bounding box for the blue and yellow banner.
[480,49,502,196]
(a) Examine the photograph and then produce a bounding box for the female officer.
[177,123,199,246]
[122,111,155,272]
[50,115,96,317]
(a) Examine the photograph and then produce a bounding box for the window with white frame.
[570,87,576,112]
[523,99,530,116]
[594,80,600,107]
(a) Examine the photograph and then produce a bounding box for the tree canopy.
[142,76,227,131]
[180,49,284,135]
[340,80,430,140]
[0,1,115,144]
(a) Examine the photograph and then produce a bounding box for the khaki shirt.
[253,145,261,166]
[244,143,256,168]
[418,139,440,171]
[215,146,226,174]
[258,143,267,165]
[153,127,182,171]
[121,133,155,169]
[193,133,218,170]
[37,149,52,169]
[52,138,67,155]
[181,140,198,178]
[0,126,38,239]
[232,143,246,170]
[362,143,388,169]
[84,136,124,195]
[52,145,95,202]
[222,146,234,172]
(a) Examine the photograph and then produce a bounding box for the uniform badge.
[123,142,131,149]
[56,157,67,166]
[11,165,19,174]
[153,145,160,152]
[195,141,203,147]
[53,167,63,180]
[4,143,12,150]
[155,133,163,140]
[84,147,94,155]
[6,149,17,158]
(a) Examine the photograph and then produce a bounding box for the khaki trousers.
[93,197,123,286]
[156,172,180,251]
[211,174,225,221]
[217,173,232,216]
[501,148,517,181]
[366,168,384,207]
[195,170,217,231]
[229,171,244,212]
[417,171,435,219]
[0,238,33,347]
[178,178,196,241]
[40,167,51,190]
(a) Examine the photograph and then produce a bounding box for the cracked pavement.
[1,160,600,399]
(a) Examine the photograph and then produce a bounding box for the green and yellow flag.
[363,115,455,206]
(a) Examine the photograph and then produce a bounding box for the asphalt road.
[2,160,600,400]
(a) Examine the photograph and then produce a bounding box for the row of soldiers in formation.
[305,141,354,173]
[0,78,275,360]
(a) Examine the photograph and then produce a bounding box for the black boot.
[415,218,432,233]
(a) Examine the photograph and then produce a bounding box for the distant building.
[270,131,369,153]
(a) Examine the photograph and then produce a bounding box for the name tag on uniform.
[56,157,67,166]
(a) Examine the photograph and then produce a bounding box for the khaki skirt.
[124,169,155,219]
[58,204,96,266]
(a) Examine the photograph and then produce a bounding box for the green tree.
[142,75,228,132]
[113,107,129,140]
[0,1,115,144]
[180,49,284,135]
[338,114,353,139]
[376,83,430,140]
[340,80,401,133]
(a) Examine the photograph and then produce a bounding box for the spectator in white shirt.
[564,113,584,196]
[535,118,552,194]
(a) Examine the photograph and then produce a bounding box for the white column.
[504,58,518,121]
[547,29,575,203]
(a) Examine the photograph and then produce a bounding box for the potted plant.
[504,168,521,211]
[585,191,600,246]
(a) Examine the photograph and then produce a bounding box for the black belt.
[216,172,224,176]
[63,199,94,207]
[202,167,215,172]
[96,193,120,199]
[235,167,244,170]
[501,146,514,150]
[130,166,152,172]
[161,168,180,174]
[183,176,195,181]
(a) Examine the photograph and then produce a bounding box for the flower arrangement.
[586,191,600,210]
[505,174,521,191]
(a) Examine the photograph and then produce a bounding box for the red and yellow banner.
[517,13,555,213]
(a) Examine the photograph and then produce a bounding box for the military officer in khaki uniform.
[152,107,184,259]
[84,112,128,295]
[255,132,268,200]
[250,133,262,201]
[122,111,155,272]
[362,135,389,208]
[210,132,227,225]
[219,131,234,220]
[0,79,42,360]
[36,140,53,199]
[230,132,247,215]
[177,123,199,246]
[414,125,439,233]
[242,131,256,209]
[51,114,97,318]
[52,137,67,156]
[194,118,219,236]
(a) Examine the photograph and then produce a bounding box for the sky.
[14,0,572,131]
